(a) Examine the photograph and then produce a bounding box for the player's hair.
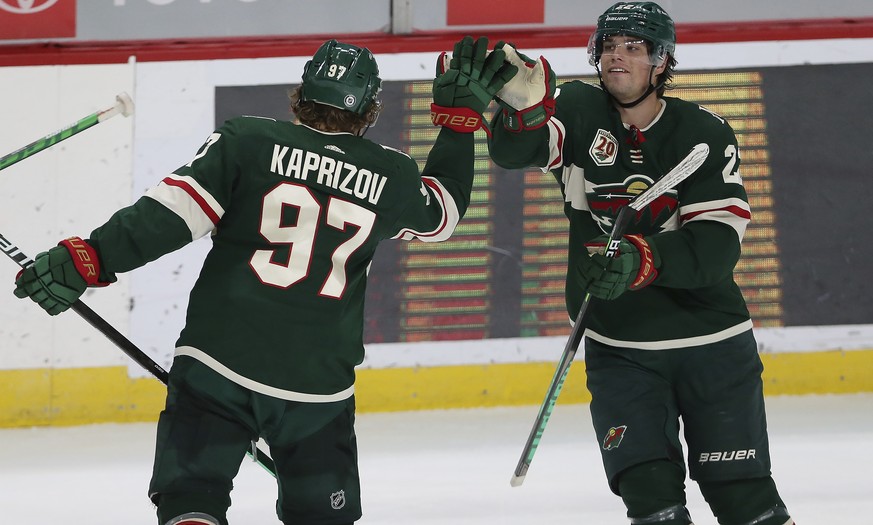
[289,85,381,134]
[653,48,677,96]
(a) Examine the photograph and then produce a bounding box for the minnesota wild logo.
[602,425,627,450]
[587,176,678,232]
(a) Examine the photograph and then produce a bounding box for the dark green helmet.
[301,40,382,115]
[587,2,676,66]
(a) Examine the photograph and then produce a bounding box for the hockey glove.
[581,234,660,300]
[493,41,556,132]
[14,236,112,315]
[431,36,517,136]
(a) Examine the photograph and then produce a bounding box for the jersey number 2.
[250,182,376,298]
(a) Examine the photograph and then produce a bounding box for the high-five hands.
[431,36,518,136]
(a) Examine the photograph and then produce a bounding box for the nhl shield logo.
[330,490,346,510]
[602,425,627,450]
[590,129,618,166]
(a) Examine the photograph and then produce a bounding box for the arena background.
[1,0,872,427]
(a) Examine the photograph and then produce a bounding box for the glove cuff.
[624,234,659,290]
[500,96,555,132]
[430,103,490,137]
[58,236,111,288]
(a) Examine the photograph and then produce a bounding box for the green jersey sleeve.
[389,127,475,241]
[87,118,245,275]
[88,197,193,277]
[649,111,750,289]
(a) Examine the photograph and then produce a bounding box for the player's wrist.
[499,97,555,132]
[430,104,488,136]
[624,234,660,290]
[57,236,113,287]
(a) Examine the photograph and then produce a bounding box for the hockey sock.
[698,476,791,525]
[618,459,691,524]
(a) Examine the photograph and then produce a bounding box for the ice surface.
[1,394,870,524]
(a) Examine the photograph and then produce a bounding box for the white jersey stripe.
[583,319,754,350]
[391,176,461,242]
[679,197,751,240]
[176,346,355,402]
[544,117,566,171]
[145,174,226,240]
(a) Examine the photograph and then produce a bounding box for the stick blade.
[629,142,709,211]
[116,92,135,117]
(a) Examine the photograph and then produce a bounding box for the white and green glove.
[493,41,557,132]
[431,36,518,136]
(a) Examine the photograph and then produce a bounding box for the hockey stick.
[510,142,710,487]
[0,232,278,476]
[0,92,135,172]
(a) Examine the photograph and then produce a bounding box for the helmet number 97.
[328,64,347,79]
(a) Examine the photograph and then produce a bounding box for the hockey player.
[13,38,515,525]
[485,3,794,525]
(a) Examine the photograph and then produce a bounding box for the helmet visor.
[588,31,668,67]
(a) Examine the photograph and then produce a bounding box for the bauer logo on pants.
[602,425,627,450]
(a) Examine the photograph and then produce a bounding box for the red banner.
[0,0,76,40]
[447,0,544,26]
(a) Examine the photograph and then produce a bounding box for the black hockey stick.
[0,93,135,172]
[1,231,169,381]
[1,232,279,476]
[510,143,710,487]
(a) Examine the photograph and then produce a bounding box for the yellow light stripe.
[2,350,871,428]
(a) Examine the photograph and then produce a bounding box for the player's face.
[599,35,664,103]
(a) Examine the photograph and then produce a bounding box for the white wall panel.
[0,63,135,369]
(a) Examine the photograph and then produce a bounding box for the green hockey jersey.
[88,117,475,400]
[489,81,753,349]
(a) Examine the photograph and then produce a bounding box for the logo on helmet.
[344,94,357,108]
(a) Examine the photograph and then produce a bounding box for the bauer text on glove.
[431,36,517,136]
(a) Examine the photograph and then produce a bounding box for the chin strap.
[595,63,664,109]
